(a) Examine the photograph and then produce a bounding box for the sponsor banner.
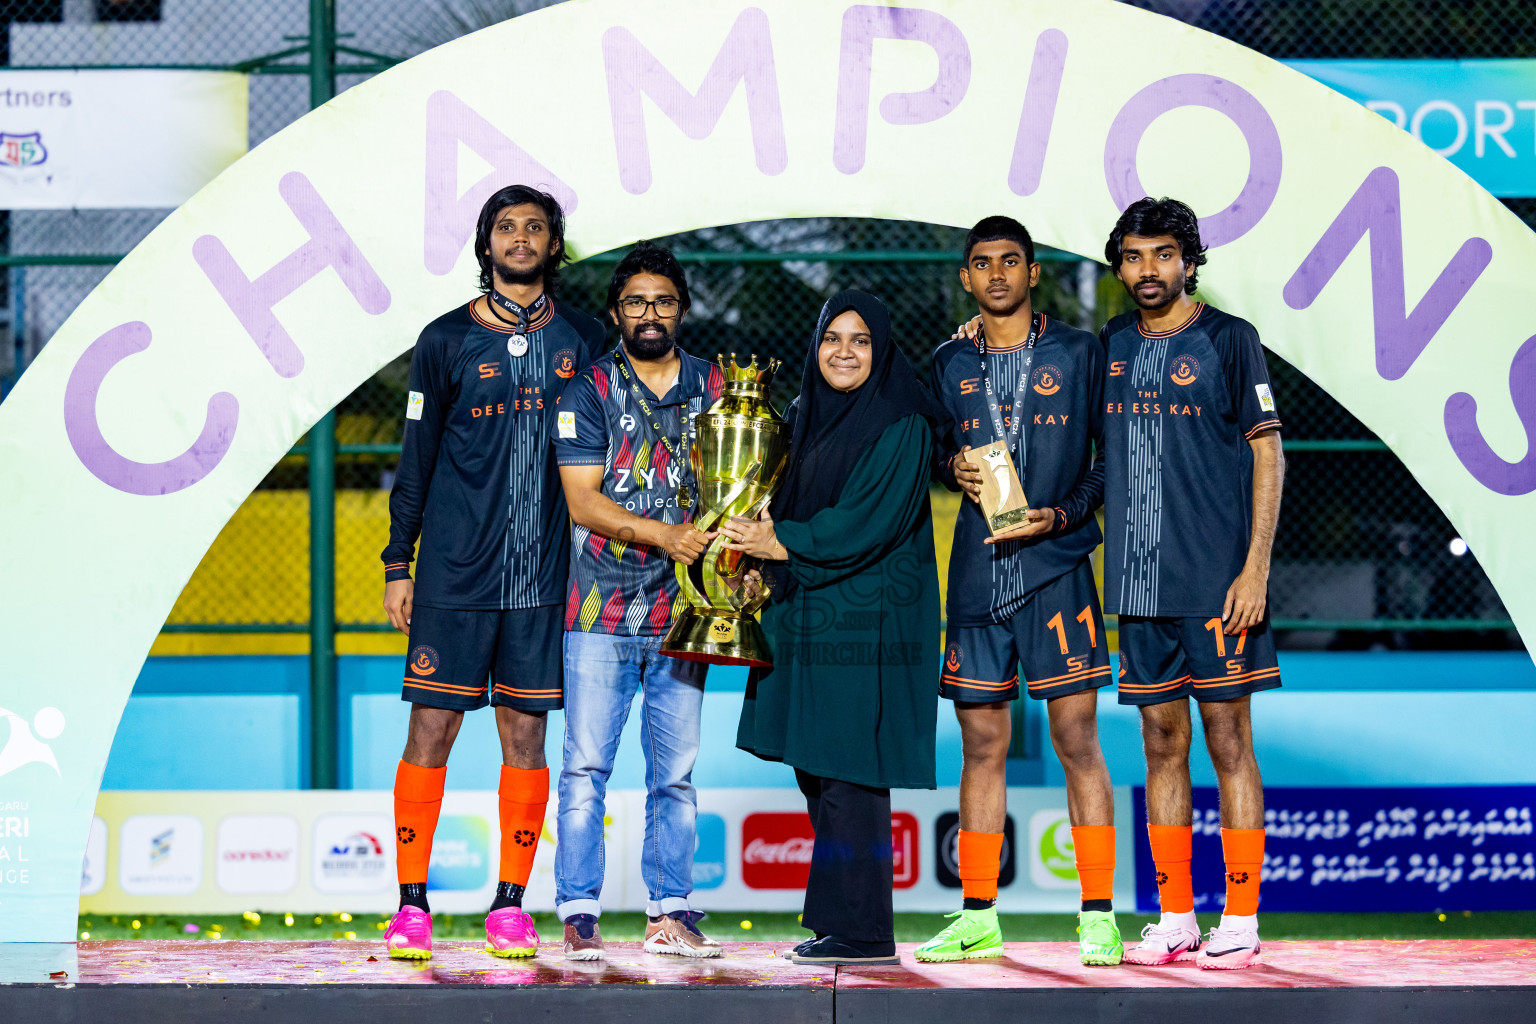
[1288,60,1536,197]
[1132,785,1536,914]
[0,70,247,209]
[84,788,1132,915]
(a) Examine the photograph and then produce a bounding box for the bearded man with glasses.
[551,240,725,960]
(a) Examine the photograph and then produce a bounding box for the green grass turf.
[74,910,1536,943]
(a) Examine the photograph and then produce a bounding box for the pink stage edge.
[52,939,1536,989]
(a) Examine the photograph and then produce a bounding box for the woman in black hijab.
[723,290,945,965]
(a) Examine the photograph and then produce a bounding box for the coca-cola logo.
[740,811,922,890]
[744,835,814,864]
[742,812,815,889]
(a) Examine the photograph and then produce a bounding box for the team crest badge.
[1031,364,1063,396]
[553,347,577,379]
[945,643,963,673]
[409,645,439,676]
[1169,355,1201,386]
[0,132,47,169]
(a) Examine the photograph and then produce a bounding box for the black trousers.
[795,768,894,943]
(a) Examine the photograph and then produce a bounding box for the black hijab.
[771,289,947,527]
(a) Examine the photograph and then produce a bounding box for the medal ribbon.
[613,347,692,487]
[976,313,1040,475]
[488,290,547,334]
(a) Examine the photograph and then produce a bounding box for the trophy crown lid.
[716,353,782,388]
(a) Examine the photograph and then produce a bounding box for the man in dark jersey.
[553,241,725,961]
[1101,197,1284,970]
[379,185,604,961]
[919,217,1121,967]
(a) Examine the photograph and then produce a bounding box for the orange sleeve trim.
[1245,419,1282,439]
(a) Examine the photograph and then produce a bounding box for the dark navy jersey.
[552,347,725,636]
[1101,303,1283,618]
[932,315,1106,627]
[382,298,604,610]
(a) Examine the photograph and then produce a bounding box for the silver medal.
[507,333,529,357]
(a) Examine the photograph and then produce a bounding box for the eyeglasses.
[618,296,681,318]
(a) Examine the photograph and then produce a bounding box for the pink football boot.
[384,905,433,960]
[484,906,540,958]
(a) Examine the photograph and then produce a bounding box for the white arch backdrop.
[0,0,1532,940]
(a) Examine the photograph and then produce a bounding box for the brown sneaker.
[643,910,723,958]
[563,914,605,961]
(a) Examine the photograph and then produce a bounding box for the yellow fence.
[153,488,1110,655]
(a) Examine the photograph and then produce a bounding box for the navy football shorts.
[1116,613,1282,706]
[941,560,1113,704]
[402,604,564,712]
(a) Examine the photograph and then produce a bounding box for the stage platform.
[2,938,1533,1023]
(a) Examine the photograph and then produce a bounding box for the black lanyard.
[487,290,546,333]
[977,314,1040,471]
[613,347,691,472]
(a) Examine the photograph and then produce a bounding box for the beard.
[1130,274,1184,310]
[622,319,676,360]
[492,250,553,288]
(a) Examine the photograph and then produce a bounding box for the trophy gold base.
[661,608,771,668]
[989,505,1032,533]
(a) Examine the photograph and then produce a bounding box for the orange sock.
[394,760,446,885]
[1147,824,1194,914]
[1221,827,1264,916]
[1071,825,1116,904]
[957,829,1005,902]
[498,764,550,886]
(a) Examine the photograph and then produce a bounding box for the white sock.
[1218,913,1258,934]
[1159,909,1198,931]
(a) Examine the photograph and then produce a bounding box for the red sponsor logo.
[740,811,921,890]
[742,812,814,889]
[891,812,919,889]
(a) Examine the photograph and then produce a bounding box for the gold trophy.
[662,354,790,667]
[962,441,1031,536]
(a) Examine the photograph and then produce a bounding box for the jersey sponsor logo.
[1255,383,1275,411]
[959,377,980,395]
[553,348,577,379]
[1109,360,1127,376]
[944,642,963,673]
[409,645,439,676]
[1170,355,1201,386]
[557,411,576,438]
[619,413,637,431]
[406,391,424,420]
[478,362,501,379]
[1031,363,1063,396]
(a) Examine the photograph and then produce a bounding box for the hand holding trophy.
[661,354,789,667]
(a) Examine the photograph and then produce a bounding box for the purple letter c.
[1104,74,1282,248]
[64,322,239,496]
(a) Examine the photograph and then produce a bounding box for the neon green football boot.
[914,907,1005,962]
[1078,909,1124,966]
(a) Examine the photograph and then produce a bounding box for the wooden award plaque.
[962,440,1031,537]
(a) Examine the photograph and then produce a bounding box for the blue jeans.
[555,630,707,920]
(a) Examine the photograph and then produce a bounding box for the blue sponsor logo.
[427,815,490,892]
[693,812,725,889]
